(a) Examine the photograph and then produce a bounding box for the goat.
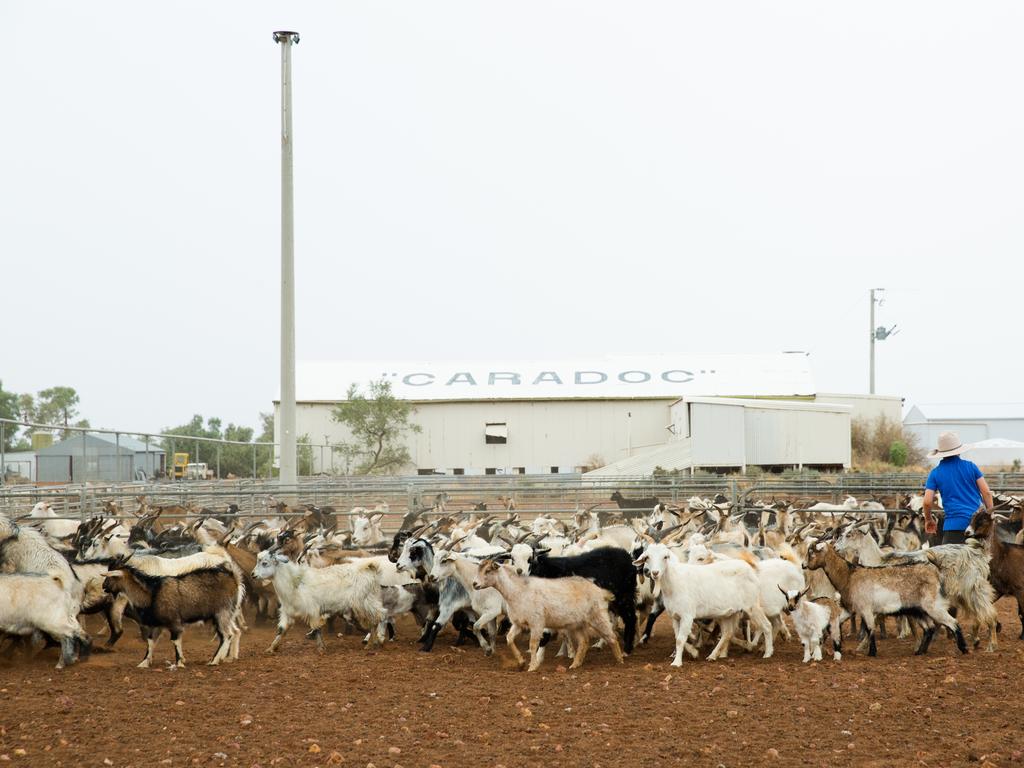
[632,542,773,665]
[351,510,388,548]
[780,587,843,662]
[397,537,490,651]
[804,534,967,657]
[527,546,637,654]
[880,541,999,652]
[0,516,83,604]
[252,551,386,653]
[0,573,90,668]
[473,558,623,671]
[688,544,804,645]
[966,508,1024,640]
[27,501,80,543]
[428,552,505,655]
[102,561,243,668]
[610,491,660,519]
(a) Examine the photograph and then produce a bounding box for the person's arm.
[922,489,938,535]
[977,476,994,512]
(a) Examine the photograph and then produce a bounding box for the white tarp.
[292,354,815,402]
[956,438,1024,468]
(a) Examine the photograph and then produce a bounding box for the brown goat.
[102,563,243,668]
[966,508,1024,639]
[805,537,966,657]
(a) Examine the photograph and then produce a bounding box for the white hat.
[928,431,969,459]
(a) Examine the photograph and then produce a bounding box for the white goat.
[688,544,804,643]
[252,551,386,653]
[350,512,387,547]
[27,501,80,542]
[0,573,89,668]
[633,542,773,666]
[781,588,843,662]
[429,552,505,655]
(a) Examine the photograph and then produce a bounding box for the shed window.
[417,468,435,476]
[485,423,508,444]
[550,466,559,474]
[452,468,465,475]
[485,467,498,475]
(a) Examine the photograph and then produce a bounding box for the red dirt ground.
[0,601,1021,768]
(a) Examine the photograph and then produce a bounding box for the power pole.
[274,31,300,488]
[869,288,898,394]
[869,288,881,394]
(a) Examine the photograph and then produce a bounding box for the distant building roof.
[36,433,165,456]
[90,434,163,453]
[908,403,1024,422]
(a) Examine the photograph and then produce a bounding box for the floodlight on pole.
[274,30,299,488]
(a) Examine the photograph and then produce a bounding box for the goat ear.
[274,553,289,564]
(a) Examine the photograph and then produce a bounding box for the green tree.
[163,415,261,478]
[0,380,19,451]
[889,440,909,467]
[36,386,81,430]
[331,380,421,474]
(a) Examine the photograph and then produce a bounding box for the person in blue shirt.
[922,431,993,544]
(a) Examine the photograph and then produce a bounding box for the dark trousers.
[941,530,967,545]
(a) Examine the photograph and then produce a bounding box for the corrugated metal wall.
[688,402,745,466]
[294,399,675,474]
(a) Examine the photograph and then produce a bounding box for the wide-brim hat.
[928,431,970,459]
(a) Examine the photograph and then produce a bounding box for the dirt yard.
[0,600,1021,768]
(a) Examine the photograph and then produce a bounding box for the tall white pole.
[274,31,299,488]
[869,288,876,395]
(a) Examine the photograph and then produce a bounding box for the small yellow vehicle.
[172,453,189,479]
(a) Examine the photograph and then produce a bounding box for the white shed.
[586,397,851,476]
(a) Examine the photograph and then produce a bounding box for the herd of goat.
[1,489,1023,671]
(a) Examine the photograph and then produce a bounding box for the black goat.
[610,491,659,519]
[528,546,637,654]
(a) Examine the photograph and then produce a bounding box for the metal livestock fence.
[3,473,1024,535]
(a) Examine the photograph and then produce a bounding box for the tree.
[889,440,909,467]
[163,415,259,478]
[851,416,924,469]
[331,380,421,475]
[36,386,81,428]
[0,380,19,451]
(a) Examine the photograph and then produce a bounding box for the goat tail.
[735,550,759,569]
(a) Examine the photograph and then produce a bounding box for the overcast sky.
[3,2,1022,435]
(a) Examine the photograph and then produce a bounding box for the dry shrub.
[851,416,925,469]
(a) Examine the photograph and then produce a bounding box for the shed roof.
[35,433,165,456]
[292,354,816,403]
[907,403,1024,422]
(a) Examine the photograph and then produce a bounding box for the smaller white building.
[904,404,1024,448]
[586,397,852,476]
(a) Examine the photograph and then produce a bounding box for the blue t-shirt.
[925,456,983,531]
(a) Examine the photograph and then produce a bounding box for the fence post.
[79,485,87,523]
[0,422,5,487]
[252,444,257,480]
[217,446,222,480]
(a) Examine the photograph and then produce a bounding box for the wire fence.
[4,472,1024,536]
[0,417,334,485]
